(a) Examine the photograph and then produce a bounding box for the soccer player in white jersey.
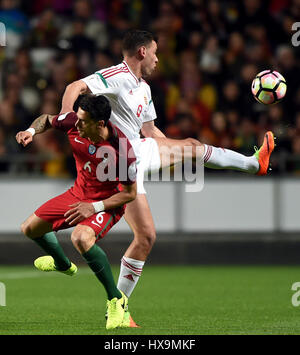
[57,30,275,326]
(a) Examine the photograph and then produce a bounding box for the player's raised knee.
[184,138,204,157]
[185,137,203,148]
[20,220,35,238]
[20,221,28,236]
[71,225,96,254]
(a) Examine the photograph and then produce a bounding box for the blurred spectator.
[29,99,70,178]
[0,97,26,157]
[234,118,257,154]
[29,7,60,47]
[0,98,21,133]
[29,0,72,16]
[166,113,198,139]
[276,45,300,118]
[224,32,246,79]
[93,50,114,72]
[32,129,70,178]
[59,0,108,49]
[0,0,30,57]
[156,31,178,80]
[238,63,261,118]
[218,80,241,113]
[67,18,96,60]
[289,136,300,174]
[199,35,222,75]
[210,111,232,148]
[151,1,182,35]
[0,125,9,172]
[206,0,228,41]
[108,36,124,64]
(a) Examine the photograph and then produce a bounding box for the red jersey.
[52,112,136,201]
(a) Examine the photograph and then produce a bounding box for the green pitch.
[0,265,299,335]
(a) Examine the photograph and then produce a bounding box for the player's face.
[141,40,158,77]
[75,108,100,139]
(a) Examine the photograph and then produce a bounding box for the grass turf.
[0,265,299,335]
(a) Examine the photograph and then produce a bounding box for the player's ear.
[98,120,105,128]
[137,46,146,59]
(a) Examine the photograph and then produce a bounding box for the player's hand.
[15,131,33,147]
[64,202,95,226]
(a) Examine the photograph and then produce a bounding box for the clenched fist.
[16,130,33,147]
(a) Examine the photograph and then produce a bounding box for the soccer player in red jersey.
[16,94,137,330]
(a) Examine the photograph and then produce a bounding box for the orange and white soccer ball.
[251,70,287,104]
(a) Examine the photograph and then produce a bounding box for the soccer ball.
[251,70,287,105]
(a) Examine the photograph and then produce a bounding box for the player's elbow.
[66,80,87,95]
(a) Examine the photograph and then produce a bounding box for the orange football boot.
[254,131,275,175]
[120,310,140,328]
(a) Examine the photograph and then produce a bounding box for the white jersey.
[81,61,157,141]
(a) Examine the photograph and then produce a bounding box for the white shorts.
[130,138,161,194]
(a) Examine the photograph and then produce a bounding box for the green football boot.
[34,256,77,276]
[106,291,128,330]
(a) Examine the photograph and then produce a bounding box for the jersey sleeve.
[81,73,107,94]
[81,73,121,100]
[52,112,78,132]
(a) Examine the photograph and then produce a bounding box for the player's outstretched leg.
[155,130,275,175]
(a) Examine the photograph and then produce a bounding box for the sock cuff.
[121,256,145,276]
[203,144,213,163]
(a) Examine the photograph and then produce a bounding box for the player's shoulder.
[108,121,134,152]
[97,62,126,76]
[97,62,130,85]
[52,111,78,133]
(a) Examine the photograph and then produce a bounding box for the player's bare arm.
[141,120,166,138]
[60,79,90,114]
[15,114,56,147]
[64,182,137,226]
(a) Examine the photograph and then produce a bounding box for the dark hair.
[77,94,111,125]
[122,29,157,56]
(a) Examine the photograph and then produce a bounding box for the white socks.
[117,256,145,298]
[203,145,259,174]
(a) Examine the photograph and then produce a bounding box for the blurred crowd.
[0,0,300,177]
